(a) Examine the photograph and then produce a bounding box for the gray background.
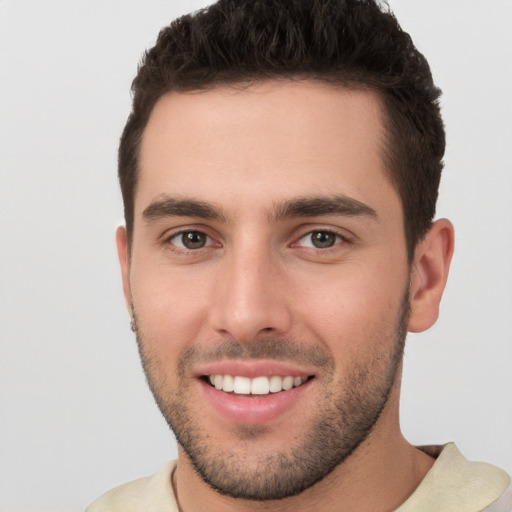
[1,1,511,510]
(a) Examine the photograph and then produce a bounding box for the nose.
[209,243,293,343]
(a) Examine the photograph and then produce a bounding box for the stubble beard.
[133,291,409,501]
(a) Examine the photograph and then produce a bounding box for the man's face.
[121,81,412,499]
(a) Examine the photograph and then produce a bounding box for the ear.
[408,219,455,333]
[116,225,132,312]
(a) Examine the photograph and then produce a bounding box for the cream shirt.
[86,443,511,511]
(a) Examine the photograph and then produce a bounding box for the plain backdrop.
[0,1,511,510]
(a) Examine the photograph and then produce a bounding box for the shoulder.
[85,461,178,512]
[397,443,511,511]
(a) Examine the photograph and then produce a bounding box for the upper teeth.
[208,375,307,395]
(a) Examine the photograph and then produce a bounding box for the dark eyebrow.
[271,195,377,221]
[142,196,227,223]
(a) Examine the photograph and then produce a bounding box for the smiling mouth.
[204,375,313,395]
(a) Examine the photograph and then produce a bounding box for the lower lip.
[200,378,313,425]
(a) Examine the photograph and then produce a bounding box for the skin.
[116,80,454,511]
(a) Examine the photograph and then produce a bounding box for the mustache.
[176,338,335,376]
[131,310,335,375]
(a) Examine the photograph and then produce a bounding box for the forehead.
[137,80,398,219]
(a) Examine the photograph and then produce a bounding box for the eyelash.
[162,227,353,254]
[292,229,352,250]
[164,229,217,252]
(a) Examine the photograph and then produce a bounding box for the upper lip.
[193,359,316,379]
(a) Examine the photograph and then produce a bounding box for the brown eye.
[172,231,210,249]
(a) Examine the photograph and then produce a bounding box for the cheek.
[294,263,407,353]
[130,263,211,350]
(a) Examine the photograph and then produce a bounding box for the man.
[87,0,511,510]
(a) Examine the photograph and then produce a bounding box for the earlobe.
[408,219,455,333]
[115,226,132,312]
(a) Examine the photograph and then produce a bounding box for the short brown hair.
[119,0,445,259]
